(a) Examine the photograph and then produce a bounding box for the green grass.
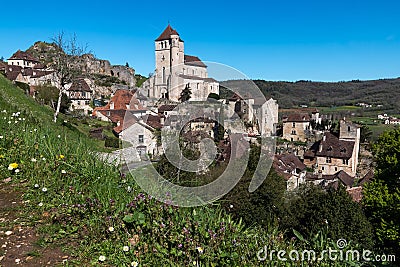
[0,75,371,266]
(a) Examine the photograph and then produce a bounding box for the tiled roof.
[315,132,354,159]
[306,170,354,187]
[67,79,91,92]
[5,65,22,80]
[158,104,177,113]
[358,170,374,186]
[93,90,146,115]
[283,113,311,122]
[8,50,39,62]
[273,153,306,180]
[184,55,207,67]
[155,24,183,41]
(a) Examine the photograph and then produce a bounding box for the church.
[142,25,219,102]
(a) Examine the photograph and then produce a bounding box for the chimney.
[160,116,165,125]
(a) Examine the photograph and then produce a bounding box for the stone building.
[306,120,360,177]
[142,25,219,102]
[282,113,311,142]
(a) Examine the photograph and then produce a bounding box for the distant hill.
[252,78,400,111]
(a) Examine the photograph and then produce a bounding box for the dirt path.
[0,179,69,266]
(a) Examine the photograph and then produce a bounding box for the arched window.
[162,67,166,84]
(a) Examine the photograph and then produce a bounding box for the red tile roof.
[93,90,146,116]
[184,55,207,67]
[155,24,183,41]
[8,50,39,62]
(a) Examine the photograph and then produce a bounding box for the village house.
[117,113,162,159]
[141,24,219,103]
[93,89,148,123]
[65,79,93,115]
[282,113,312,142]
[7,50,40,68]
[273,153,307,191]
[306,120,360,177]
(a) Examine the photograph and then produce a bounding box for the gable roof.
[273,153,306,180]
[8,50,39,62]
[283,113,311,122]
[5,65,22,80]
[155,24,183,41]
[67,79,91,92]
[94,89,146,114]
[315,132,354,159]
[184,55,207,67]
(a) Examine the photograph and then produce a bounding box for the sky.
[1,0,400,82]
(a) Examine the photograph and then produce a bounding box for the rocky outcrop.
[27,41,136,88]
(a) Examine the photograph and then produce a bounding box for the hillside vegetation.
[251,78,400,110]
[0,75,391,266]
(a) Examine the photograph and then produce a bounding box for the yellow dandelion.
[8,162,18,170]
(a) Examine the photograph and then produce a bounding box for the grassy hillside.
[0,75,376,266]
[252,78,400,111]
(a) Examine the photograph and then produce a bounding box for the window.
[321,167,325,171]
[292,122,296,128]
[162,67,166,83]
[335,167,338,172]
[326,157,331,163]
[291,130,296,135]
[342,159,349,165]
[138,135,144,143]
[348,126,351,132]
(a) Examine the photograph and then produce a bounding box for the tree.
[35,84,70,113]
[50,32,87,122]
[179,83,192,102]
[363,128,400,257]
[282,184,374,249]
[0,56,4,62]
[125,62,129,68]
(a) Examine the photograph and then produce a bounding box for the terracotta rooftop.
[184,55,207,67]
[93,90,146,116]
[155,24,183,41]
[315,132,355,159]
[8,50,39,62]
[67,79,91,92]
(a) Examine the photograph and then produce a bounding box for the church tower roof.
[155,24,183,42]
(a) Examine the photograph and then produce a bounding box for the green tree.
[179,83,192,102]
[363,129,400,257]
[35,84,70,113]
[282,184,374,249]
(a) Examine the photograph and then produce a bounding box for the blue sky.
[1,0,400,81]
